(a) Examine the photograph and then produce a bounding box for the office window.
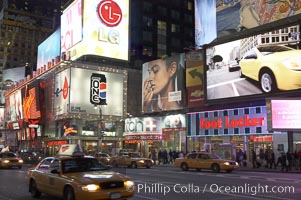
[255,107,261,113]
[157,6,167,16]
[256,127,262,133]
[204,113,208,118]
[234,128,239,134]
[224,129,228,135]
[234,109,238,115]
[214,129,218,135]
[223,111,228,116]
[245,128,250,134]
[171,10,180,20]
[214,111,218,117]
[171,24,180,33]
[142,31,152,42]
[204,130,209,135]
[244,108,249,114]
[143,16,152,27]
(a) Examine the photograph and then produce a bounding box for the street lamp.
[94,105,104,152]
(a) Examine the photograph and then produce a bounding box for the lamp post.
[94,105,103,152]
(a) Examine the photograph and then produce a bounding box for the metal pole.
[98,106,102,152]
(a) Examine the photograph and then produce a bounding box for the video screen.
[205,24,301,102]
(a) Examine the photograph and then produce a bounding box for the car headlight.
[3,160,10,163]
[138,160,144,163]
[18,160,24,163]
[224,162,230,165]
[124,180,134,192]
[235,162,239,166]
[81,184,100,192]
[282,58,301,69]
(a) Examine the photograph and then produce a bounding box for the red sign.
[125,134,162,141]
[200,116,265,129]
[47,140,67,146]
[97,0,122,27]
[250,135,273,142]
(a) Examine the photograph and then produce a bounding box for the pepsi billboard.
[90,73,107,105]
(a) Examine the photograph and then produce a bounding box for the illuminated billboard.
[65,0,129,61]
[5,89,23,122]
[37,28,61,70]
[54,66,126,117]
[187,106,268,137]
[142,54,185,113]
[195,0,216,47]
[61,0,82,53]
[196,0,301,46]
[205,25,301,102]
[185,50,205,108]
[267,98,301,131]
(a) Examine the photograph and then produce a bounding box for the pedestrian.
[286,150,292,171]
[169,149,173,164]
[280,152,288,172]
[151,149,157,165]
[242,151,247,167]
[158,150,162,165]
[252,149,257,168]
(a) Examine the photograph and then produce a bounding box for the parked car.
[27,144,135,200]
[109,152,153,168]
[239,45,301,93]
[227,60,240,72]
[0,151,23,169]
[174,152,238,173]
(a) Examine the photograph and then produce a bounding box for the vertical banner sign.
[90,73,107,105]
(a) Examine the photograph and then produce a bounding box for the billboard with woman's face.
[142,54,185,113]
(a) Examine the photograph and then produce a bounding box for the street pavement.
[154,162,301,174]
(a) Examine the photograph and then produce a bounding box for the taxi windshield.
[62,158,108,173]
[129,153,140,158]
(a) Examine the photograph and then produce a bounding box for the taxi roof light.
[57,144,85,157]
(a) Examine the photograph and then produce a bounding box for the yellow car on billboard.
[239,45,301,93]
[27,144,135,200]
[174,152,238,173]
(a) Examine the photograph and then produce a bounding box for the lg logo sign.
[97,0,122,27]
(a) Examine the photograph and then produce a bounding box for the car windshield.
[209,154,221,159]
[258,45,293,55]
[62,158,109,173]
[0,152,17,158]
[129,153,141,158]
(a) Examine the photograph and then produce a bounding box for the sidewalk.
[153,163,301,174]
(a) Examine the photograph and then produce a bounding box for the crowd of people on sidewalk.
[150,149,184,165]
[250,148,301,172]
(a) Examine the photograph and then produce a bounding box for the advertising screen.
[185,50,205,108]
[61,0,82,53]
[195,0,216,47]
[206,24,301,102]
[142,54,185,113]
[69,67,125,116]
[267,98,301,131]
[37,28,61,70]
[196,1,301,46]
[187,106,268,137]
[66,0,129,61]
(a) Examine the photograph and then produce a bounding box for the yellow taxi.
[174,152,238,173]
[94,152,111,165]
[109,152,153,168]
[0,151,23,169]
[27,144,135,200]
